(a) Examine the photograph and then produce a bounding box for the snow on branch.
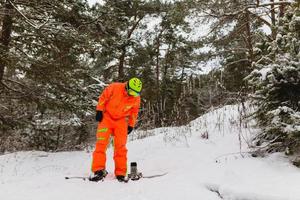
[255,1,293,7]
[207,1,292,19]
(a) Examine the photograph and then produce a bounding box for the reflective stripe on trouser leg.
[113,123,128,176]
[91,121,111,172]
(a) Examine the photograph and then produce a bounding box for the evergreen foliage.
[1,0,297,155]
[0,0,100,151]
[0,0,208,151]
[246,4,300,154]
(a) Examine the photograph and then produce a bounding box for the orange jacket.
[96,82,141,127]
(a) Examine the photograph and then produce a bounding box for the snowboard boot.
[116,175,128,183]
[89,169,108,182]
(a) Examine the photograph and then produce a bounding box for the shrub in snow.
[246,4,300,154]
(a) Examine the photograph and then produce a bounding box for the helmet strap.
[125,82,129,91]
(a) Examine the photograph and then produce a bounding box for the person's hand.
[128,126,133,135]
[95,111,103,122]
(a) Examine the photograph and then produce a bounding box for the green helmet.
[127,77,142,96]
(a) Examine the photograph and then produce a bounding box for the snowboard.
[65,172,167,182]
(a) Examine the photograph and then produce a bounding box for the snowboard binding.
[127,162,143,181]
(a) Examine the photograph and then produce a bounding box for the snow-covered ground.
[1,104,300,200]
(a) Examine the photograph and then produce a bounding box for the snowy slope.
[1,104,300,200]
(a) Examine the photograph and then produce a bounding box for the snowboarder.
[90,78,142,182]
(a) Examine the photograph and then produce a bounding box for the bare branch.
[8,0,51,30]
[8,0,38,29]
[3,78,27,89]
[246,9,272,28]
[0,81,22,93]
[225,58,250,67]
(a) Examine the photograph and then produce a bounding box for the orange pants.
[91,114,128,176]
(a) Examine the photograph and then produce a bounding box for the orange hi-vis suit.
[91,82,141,176]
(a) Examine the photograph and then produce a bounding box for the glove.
[128,126,133,135]
[95,111,103,122]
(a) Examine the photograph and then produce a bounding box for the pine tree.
[246,3,300,154]
[0,0,99,151]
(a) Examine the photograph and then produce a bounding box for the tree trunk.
[279,0,285,18]
[245,11,254,61]
[118,17,144,81]
[155,28,165,98]
[118,47,126,81]
[270,0,277,39]
[156,36,160,97]
[0,1,13,82]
